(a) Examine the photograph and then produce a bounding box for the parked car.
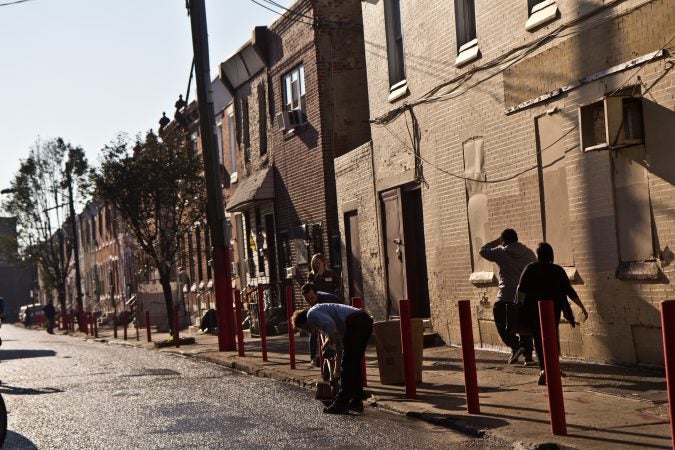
[18,304,44,327]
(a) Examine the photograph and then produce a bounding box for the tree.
[0,138,89,313]
[91,128,206,335]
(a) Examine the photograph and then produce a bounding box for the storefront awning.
[225,166,274,212]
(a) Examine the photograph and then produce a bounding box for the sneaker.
[323,400,350,414]
[538,370,546,385]
[307,358,320,368]
[348,398,364,412]
[508,347,525,364]
[523,357,535,366]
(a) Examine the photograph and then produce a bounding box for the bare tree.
[1,138,88,313]
[91,128,206,335]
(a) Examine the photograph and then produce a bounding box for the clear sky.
[0,0,291,210]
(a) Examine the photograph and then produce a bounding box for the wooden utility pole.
[187,0,235,351]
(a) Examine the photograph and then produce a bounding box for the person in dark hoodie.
[479,229,536,365]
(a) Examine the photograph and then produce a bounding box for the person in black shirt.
[43,300,56,334]
[517,242,588,385]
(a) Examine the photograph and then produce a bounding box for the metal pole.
[660,300,675,450]
[187,0,235,352]
[123,310,128,341]
[458,300,480,414]
[234,289,245,356]
[351,297,367,387]
[146,311,152,343]
[539,300,567,435]
[66,168,85,332]
[399,299,416,399]
[286,286,295,369]
[257,285,268,362]
[174,303,180,348]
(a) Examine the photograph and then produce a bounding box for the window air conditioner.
[579,95,644,151]
[276,110,290,131]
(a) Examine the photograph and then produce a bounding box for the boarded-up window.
[536,113,574,267]
[612,145,653,261]
[463,138,491,273]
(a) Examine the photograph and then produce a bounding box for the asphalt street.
[0,324,509,449]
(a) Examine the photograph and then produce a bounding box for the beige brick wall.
[342,0,675,365]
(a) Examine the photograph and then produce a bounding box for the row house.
[335,0,675,365]
[219,0,370,308]
[77,202,137,317]
[175,77,233,321]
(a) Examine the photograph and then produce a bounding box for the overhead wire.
[0,0,33,6]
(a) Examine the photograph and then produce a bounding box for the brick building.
[219,0,370,307]
[335,0,675,365]
[77,202,137,317]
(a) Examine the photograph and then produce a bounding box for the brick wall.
[346,0,675,365]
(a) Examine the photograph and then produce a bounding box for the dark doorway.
[381,185,430,318]
[344,210,364,303]
[264,214,278,304]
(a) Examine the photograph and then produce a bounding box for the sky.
[0,0,291,211]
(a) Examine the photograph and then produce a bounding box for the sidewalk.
[51,323,671,449]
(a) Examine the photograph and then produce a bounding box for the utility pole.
[66,164,85,332]
[187,0,235,351]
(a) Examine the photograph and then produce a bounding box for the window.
[454,0,480,67]
[190,131,199,157]
[279,65,306,131]
[228,113,237,182]
[282,65,305,113]
[215,120,224,166]
[242,98,250,163]
[455,0,477,50]
[528,0,543,13]
[257,83,268,155]
[525,0,559,31]
[384,0,406,88]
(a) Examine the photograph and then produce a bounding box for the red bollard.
[123,310,128,341]
[399,299,416,399]
[93,314,98,338]
[458,300,480,414]
[286,286,296,369]
[539,300,567,435]
[352,297,368,387]
[257,285,268,362]
[661,300,675,450]
[174,304,180,348]
[234,289,245,356]
[145,311,152,343]
[113,315,118,339]
[83,313,89,336]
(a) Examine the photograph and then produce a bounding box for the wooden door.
[381,188,406,317]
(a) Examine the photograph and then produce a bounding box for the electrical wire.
[0,0,33,6]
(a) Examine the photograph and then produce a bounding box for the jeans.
[493,302,533,357]
[335,312,373,404]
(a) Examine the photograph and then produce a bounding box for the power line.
[0,0,34,6]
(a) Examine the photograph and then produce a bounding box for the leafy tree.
[91,128,206,335]
[1,138,89,313]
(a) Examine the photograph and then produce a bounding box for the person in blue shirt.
[292,303,373,414]
[302,283,341,367]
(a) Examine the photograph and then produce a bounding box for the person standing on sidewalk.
[302,282,342,368]
[516,242,589,385]
[292,303,373,414]
[308,254,341,299]
[42,300,56,334]
[479,228,536,365]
